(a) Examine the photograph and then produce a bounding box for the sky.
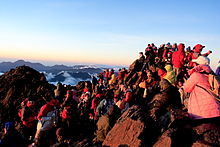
[0,0,220,69]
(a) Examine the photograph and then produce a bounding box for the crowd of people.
[0,42,220,147]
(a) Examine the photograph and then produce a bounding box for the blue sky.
[0,0,219,69]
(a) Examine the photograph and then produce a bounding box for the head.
[27,100,35,107]
[186,46,191,52]
[158,69,167,79]
[146,70,153,78]
[178,43,185,51]
[56,127,66,142]
[49,99,60,107]
[4,122,14,134]
[139,52,144,57]
[165,64,173,72]
[172,43,177,48]
[155,57,160,63]
[66,90,73,98]
[159,79,172,91]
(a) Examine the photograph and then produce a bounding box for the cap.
[193,44,205,52]
[192,56,210,65]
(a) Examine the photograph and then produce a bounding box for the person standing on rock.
[172,43,185,77]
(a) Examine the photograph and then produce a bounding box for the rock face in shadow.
[0,66,55,125]
[153,122,220,147]
[103,105,158,147]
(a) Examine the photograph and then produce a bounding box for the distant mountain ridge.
[0,60,105,85]
[0,60,103,73]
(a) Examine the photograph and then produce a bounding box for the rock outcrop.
[103,105,158,147]
[0,66,55,126]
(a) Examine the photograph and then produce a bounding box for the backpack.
[37,108,59,131]
[101,99,114,115]
[208,74,220,98]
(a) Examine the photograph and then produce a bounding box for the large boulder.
[153,121,220,147]
[103,105,158,147]
[0,66,55,126]
[193,123,220,146]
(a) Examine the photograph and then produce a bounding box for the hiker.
[104,69,109,83]
[91,93,103,120]
[163,64,176,85]
[18,98,38,143]
[172,43,185,77]
[92,75,98,91]
[187,44,212,68]
[0,122,24,147]
[149,79,182,121]
[78,92,92,119]
[54,82,65,103]
[157,44,165,59]
[34,99,60,146]
[142,46,156,71]
[51,127,69,147]
[142,70,159,100]
[138,52,145,64]
[93,105,121,145]
[122,85,133,104]
[158,68,167,80]
[171,43,178,52]
[117,69,124,84]
[96,90,115,117]
[183,56,220,120]
[97,72,104,84]
[60,90,78,138]
[109,69,117,85]
[216,61,220,76]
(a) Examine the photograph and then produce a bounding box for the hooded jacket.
[37,99,59,120]
[163,65,176,84]
[183,65,220,119]
[172,43,185,68]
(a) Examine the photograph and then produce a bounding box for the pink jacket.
[183,66,220,119]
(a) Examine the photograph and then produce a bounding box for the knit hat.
[158,69,167,79]
[192,56,210,65]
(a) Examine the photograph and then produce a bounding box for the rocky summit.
[0,66,55,126]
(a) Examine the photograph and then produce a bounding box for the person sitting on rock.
[18,97,38,144]
[93,105,121,145]
[33,98,60,146]
[148,79,182,131]
[0,122,24,147]
[51,127,69,147]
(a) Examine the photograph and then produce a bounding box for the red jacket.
[187,44,211,67]
[37,99,59,120]
[61,106,71,119]
[172,43,185,68]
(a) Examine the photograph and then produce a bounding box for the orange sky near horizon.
[0,48,133,66]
